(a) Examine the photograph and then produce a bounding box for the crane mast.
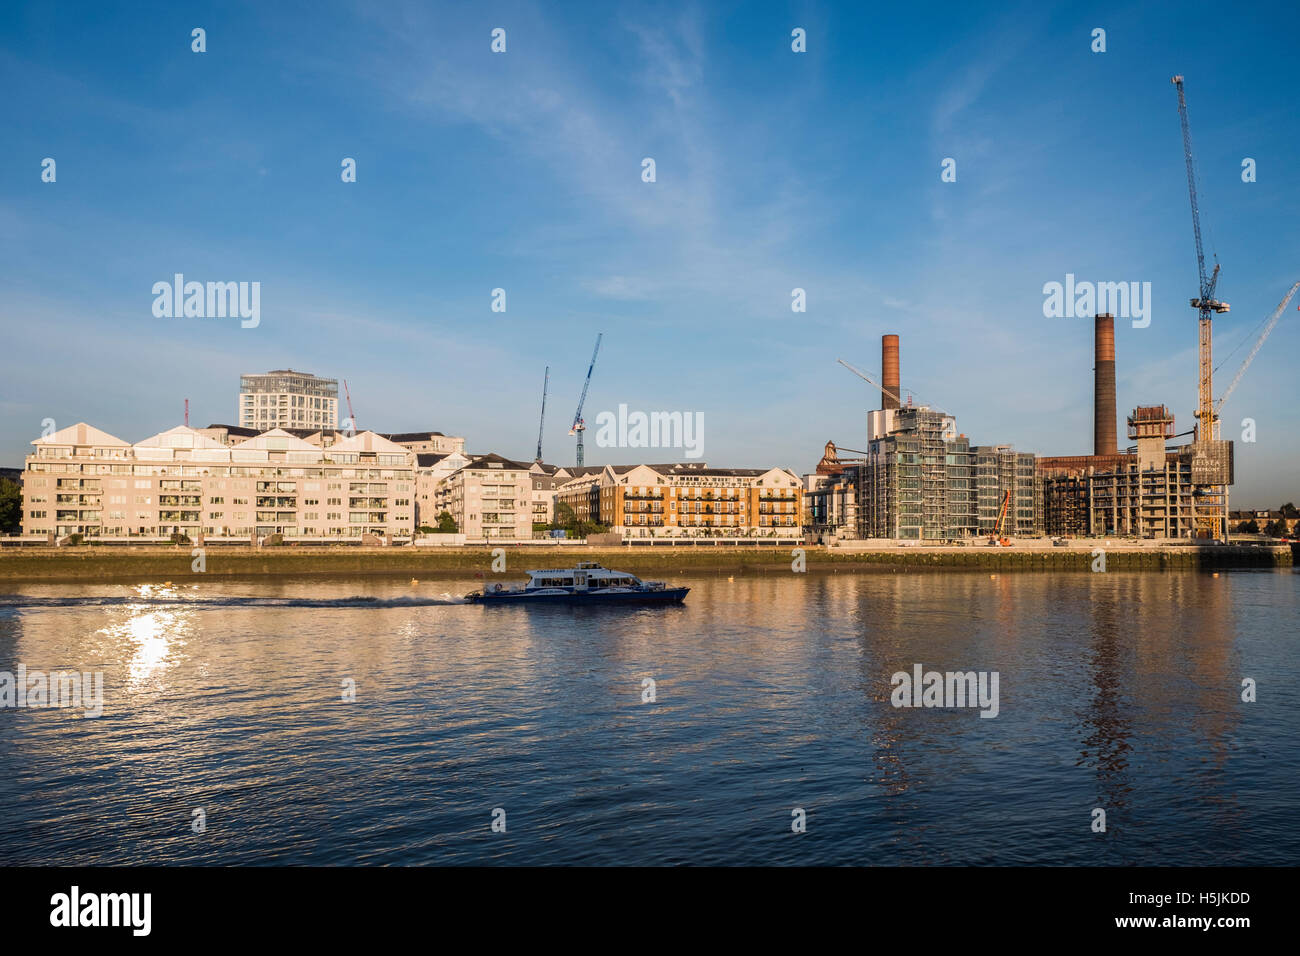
[343,379,356,434]
[1171,75,1231,539]
[535,366,549,462]
[1172,75,1230,440]
[569,333,602,467]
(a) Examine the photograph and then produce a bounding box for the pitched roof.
[133,425,228,450]
[327,431,411,454]
[203,423,261,438]
[464,452,531,470]
[230,428,320,451]
[383,431,449,442]
[32,423,131,447]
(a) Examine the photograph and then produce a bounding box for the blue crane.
[1172,74,1232,540]
[1172,74,1231,439]
[535,366,549,462]
[569,333,602,467]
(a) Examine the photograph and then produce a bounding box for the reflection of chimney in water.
[1094,314,1117,456]
[882,334,900,410]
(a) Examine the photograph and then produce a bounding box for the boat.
[465,561,689,605]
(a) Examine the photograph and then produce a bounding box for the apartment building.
[385,431,466,456]
[861,406,978,539]
[808,411,1038,540]
[238,369,339,431]
[22,423,414,541]
[556,462,803,537]
[435,454,533,540]
[1039,406,1206,539]
[413,451,471,528]
[529,462,566,529]
[972,445,1038,536]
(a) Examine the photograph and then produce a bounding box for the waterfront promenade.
[0,541,1290,582]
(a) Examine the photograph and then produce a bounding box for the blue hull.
[469,587,689,606]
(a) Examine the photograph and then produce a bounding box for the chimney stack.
[1094,314,1118,456]
[882,334,900,410]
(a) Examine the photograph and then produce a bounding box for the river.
[1,569,1295,865]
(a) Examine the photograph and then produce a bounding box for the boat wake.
[0,595,471,610]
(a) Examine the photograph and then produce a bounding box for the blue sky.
[2,0,1297,506]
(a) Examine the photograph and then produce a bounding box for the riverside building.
[22,423,415,541]
[238,369,340,432]
[555,462,803,537]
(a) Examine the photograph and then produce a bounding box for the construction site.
[808,76,1295,545]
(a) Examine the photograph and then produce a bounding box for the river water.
[0,570,1296,865]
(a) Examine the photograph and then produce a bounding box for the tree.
[1280,502,1299,519]
[434,511,457,534]
[0,477,20,534]
[551,502,577,531]
[1237,519,1260,534]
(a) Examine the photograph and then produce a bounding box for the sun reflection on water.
[96,585,191,688]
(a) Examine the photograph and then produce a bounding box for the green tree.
[574,519,608,538]
[0,477,20,535]
[551,502,577,531]
[435,511,457,534]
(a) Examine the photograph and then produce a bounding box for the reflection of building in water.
[1078,584,1135,813]
[1181,574,1237,781]
[1078,574,1241,820]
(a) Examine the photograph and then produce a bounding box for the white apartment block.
[413,451,471,528]
[23,423,415,541]
[529,462,565,529]
[239,369,339,432]
[435,454,533,540]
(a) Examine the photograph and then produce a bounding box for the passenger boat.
[465,562,689,605]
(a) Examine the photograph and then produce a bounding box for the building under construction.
[1036,314,1232,539]
[808,335,1037,540]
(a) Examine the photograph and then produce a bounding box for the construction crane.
[836,358,905,407]
[1173,75,1231,440]
[1215,281,1300,415]
[343,379,356,434]
[569,333,602,467]
[535,366,549,462]
[989,489,1012,547]
[1172,74,1232,538]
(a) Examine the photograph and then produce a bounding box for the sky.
[1,0,1298,506]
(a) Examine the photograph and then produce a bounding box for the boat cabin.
[526,563,642,590]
